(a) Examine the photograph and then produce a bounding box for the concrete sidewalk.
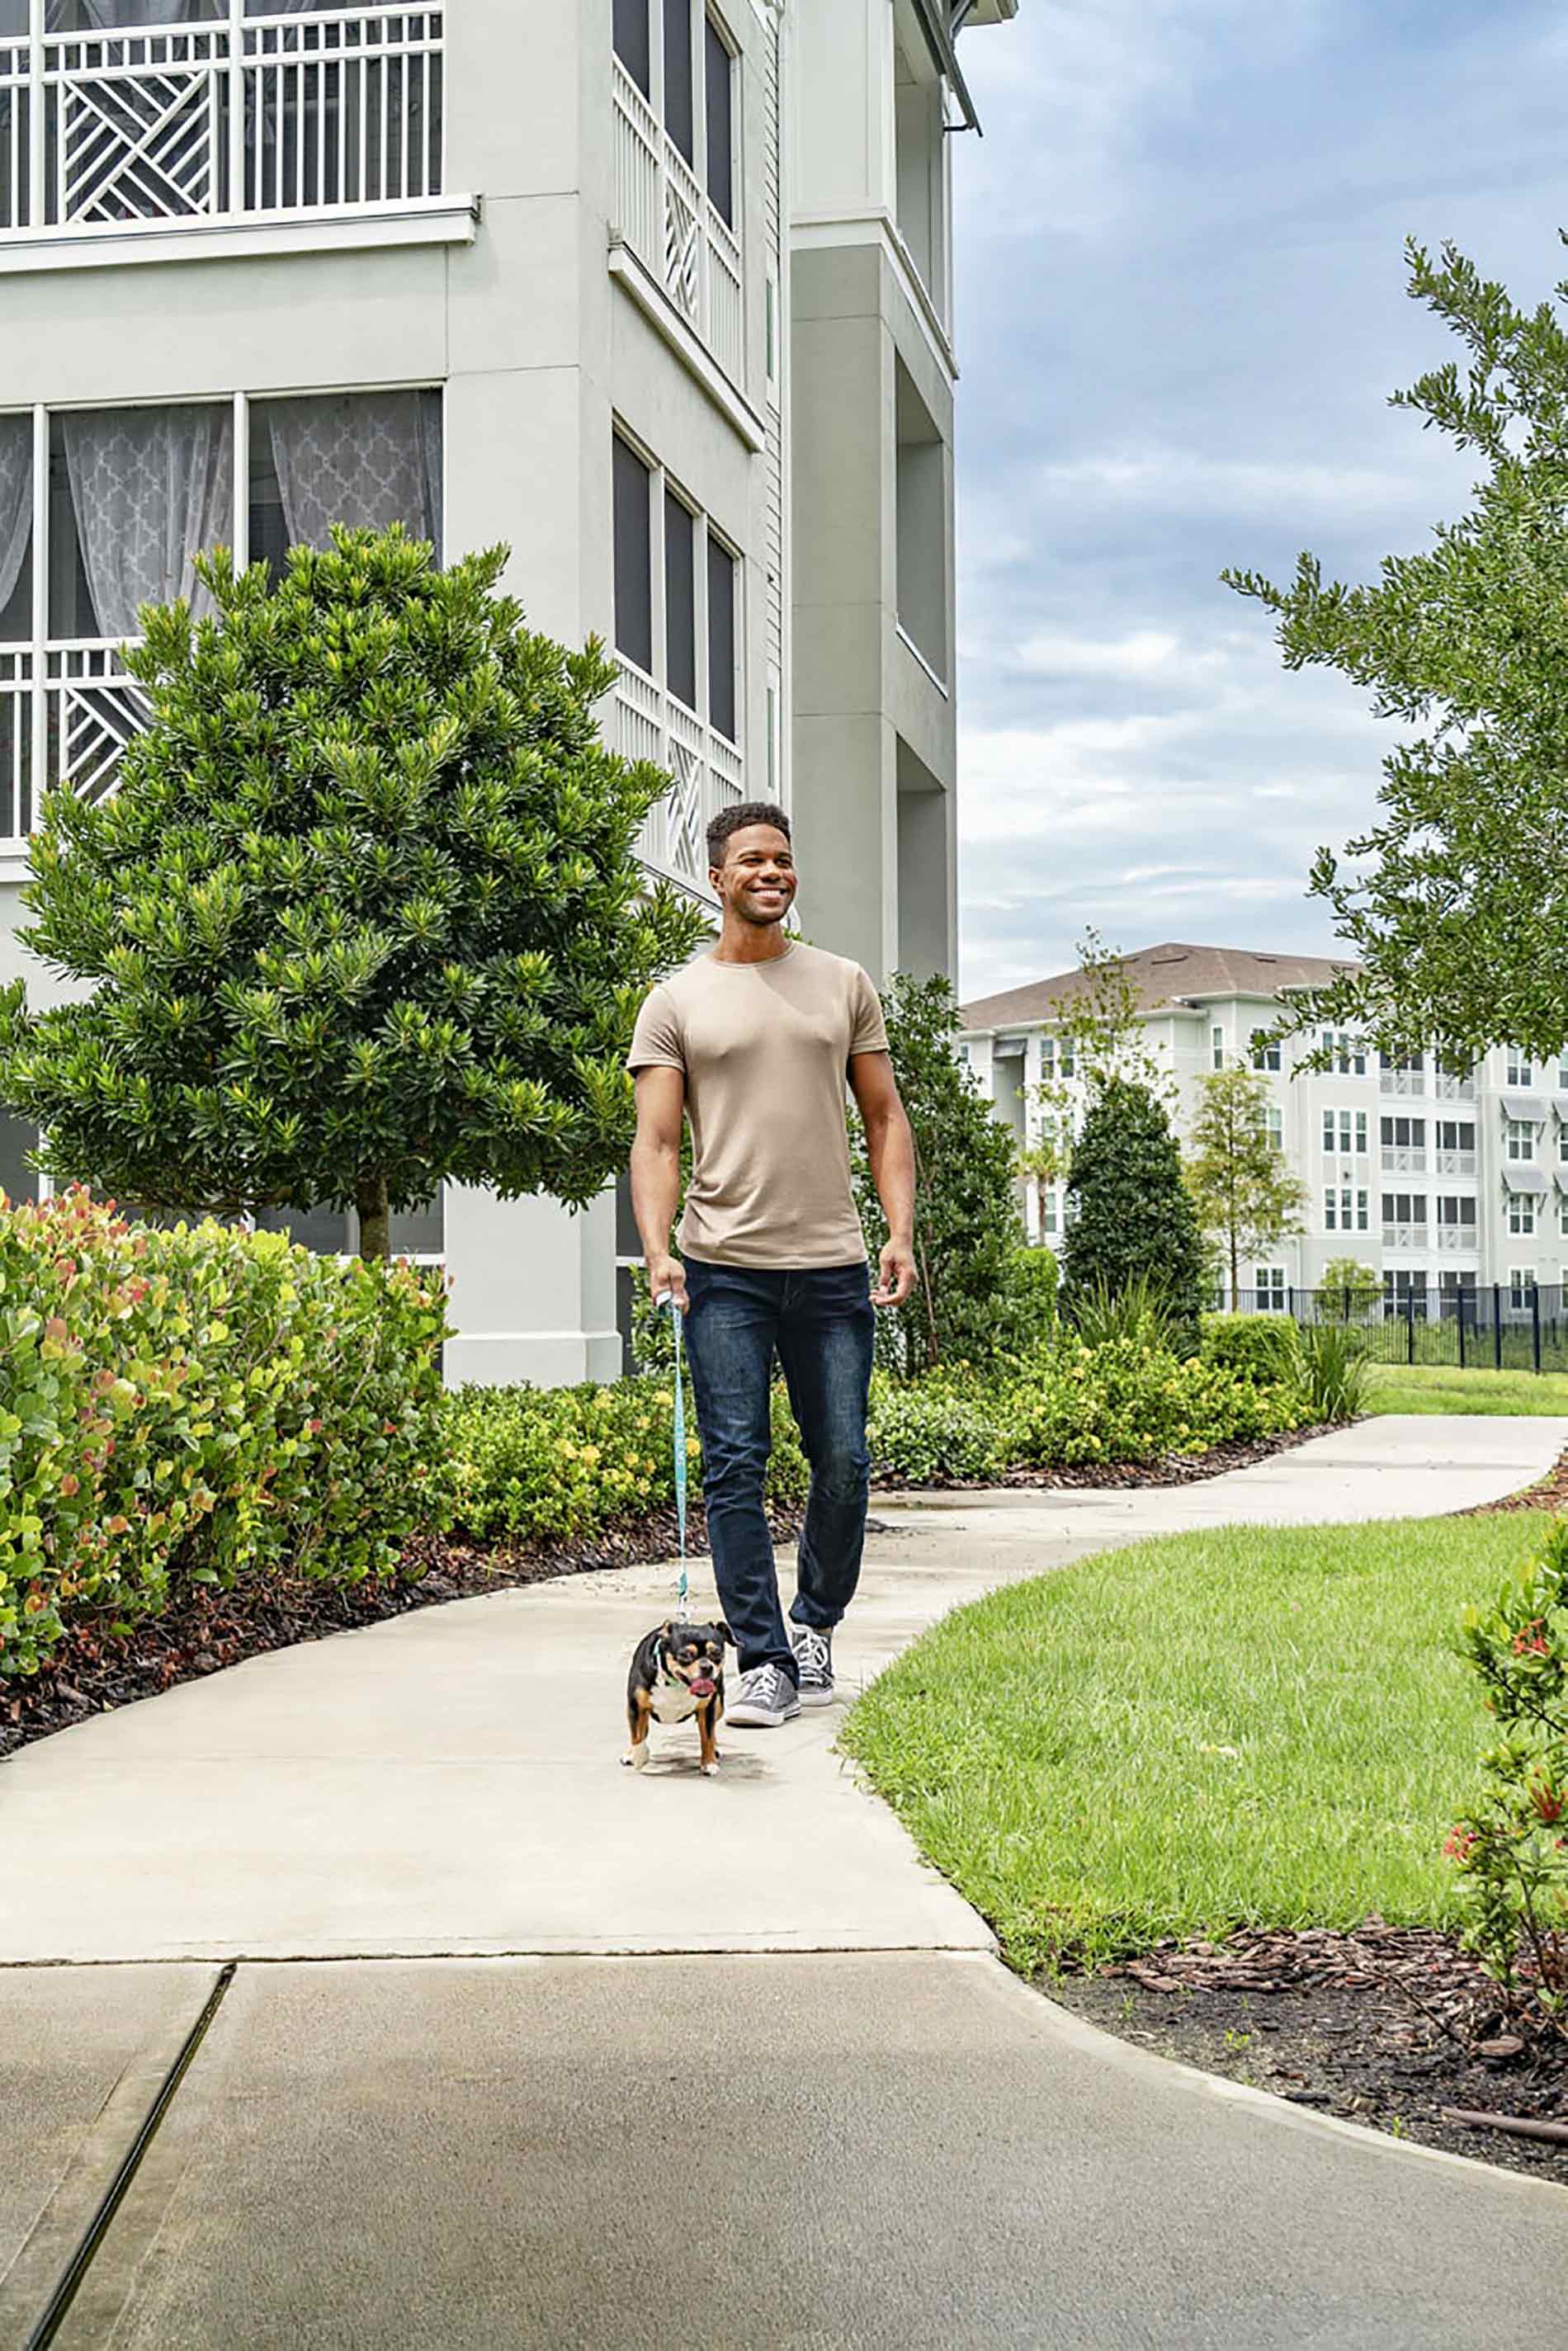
[5,1414,1567,2347]
[2,1416,1561,1967]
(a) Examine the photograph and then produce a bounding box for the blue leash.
[655,1292,688,1614]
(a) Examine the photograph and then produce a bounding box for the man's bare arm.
[848,1050,918,1306]
[631,1065,689,1312]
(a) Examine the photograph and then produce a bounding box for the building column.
[442,1185,621,1390]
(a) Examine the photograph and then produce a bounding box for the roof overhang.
[909,0,983,133]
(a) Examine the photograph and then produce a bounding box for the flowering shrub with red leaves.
[0,1189,448,1678]
[1448,1518,1568,2036]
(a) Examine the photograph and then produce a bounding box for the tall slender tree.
[1186,1064,1308,1311]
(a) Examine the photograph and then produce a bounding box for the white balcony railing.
[1379,1069,1425,1097]
[1380,1145,1427,1174]
[1436,1150,1477,1177]
[1,642,148,850]
[1437,1225,1478,1251]
[612,659,743,898]
[1382,1222,1429,1250]
[1435,1072,1476,1102]
[0,3,443,235]
[612,56,742,387]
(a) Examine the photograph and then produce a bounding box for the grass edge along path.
[840,1513,1550,1976]
[1365,1362,1568,1415]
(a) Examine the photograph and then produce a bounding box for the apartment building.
[0,0,1019,1381]
[959,941,1568,1315]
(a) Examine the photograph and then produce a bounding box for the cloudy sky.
[950,0,1568,1003]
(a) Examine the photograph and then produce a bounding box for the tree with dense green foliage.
[1226,238,1568,1065]
[849,970,1027,1375]
[0,526,704,1258]
[1060,1077,1206,1341]
[1319,1256,1381,1319]
[1186,1064,1308,1310]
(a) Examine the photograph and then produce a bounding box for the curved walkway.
[4,1416,1567,2347]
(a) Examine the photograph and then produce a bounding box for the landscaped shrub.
[1296,1319,1371,1423]
[442,1372,808,1543]
[0,1188,447,1678]
[1202,1312,1304,1386]
[867,1373,1007,1485]
[1003,1332,1305,1469]
[1070,1272,1188,1356]
[1448,1521,1568,2038]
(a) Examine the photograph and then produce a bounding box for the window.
[664,0,695,163]
[614,0,653,96]
[612,430,743,745]
[764,663,780,795]
[1264,1105,1282,1154]
[1041,1190,1059,1237]
[1381,1116,1425,1149]
[1560,1122,1568,1165]
[613,437,654,674]
[1438,1119,1476,1153]
[4,389,442,843]
[0,1110,39,1206]
[1510,1268,1535,1310]
[1256,1268,1287,1313]
[1559,1058,1568,1092]
[1384,1269,1429,1310]
[1559,1191,1568,1238]
[1323,1186,1364,1232]
[1321,1029,1366,1075]
[1509,1192,1536,1236]
[764,267,779,399]
[706,533,737,743]
[1440,1270,1477,1313]
[895,356,947,680]
[704,13,735,229]
[1322,1107,1367,1157]
[1437,1197,1476,1230]
[1211,1026,1224,1070]
[1506,1117,1536,1164]
[1250,1031,1281,1072]
[1382,1192,1428,1229]
[1507,1047,1533,1087]
[1040,1035,1076,1083]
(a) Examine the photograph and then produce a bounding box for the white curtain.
[45,2,216,30]
[268,391,442,557]
[63,404,234,640]
[0,413,31,628]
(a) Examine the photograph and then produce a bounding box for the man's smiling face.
[712,823,798,928]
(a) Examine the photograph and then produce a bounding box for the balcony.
[0,4,443,244]
[1379,1068,1426,1098]
[1436,1149,1476,1177]
[612,54,741,389]
[1382,1222,1429,1250]
[2,641,144,845]
[1437,1225,1478,1251]
[1435,1070,1476,1102]
[1380,1145,1427,1174]
[612,658,743,900]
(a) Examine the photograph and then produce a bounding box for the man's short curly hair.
[707,800,791,871]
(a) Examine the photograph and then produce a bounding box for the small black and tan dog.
[623,1619,733,1776]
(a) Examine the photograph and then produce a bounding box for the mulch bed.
[886,1423,1333,1494]
[1465,1443,1568,1516]
[1047,1923,1568,2183]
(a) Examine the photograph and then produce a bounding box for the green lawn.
[1366,1362,1568,1415]
[842,1516,1547,1973]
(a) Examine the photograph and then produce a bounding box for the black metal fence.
[1221,1285,1568,1374]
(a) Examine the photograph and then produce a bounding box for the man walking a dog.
[627,801,919,1726]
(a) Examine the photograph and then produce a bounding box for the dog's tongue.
[689,1676,716,1699]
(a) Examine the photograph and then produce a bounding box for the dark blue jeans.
[682,1258,876,1683]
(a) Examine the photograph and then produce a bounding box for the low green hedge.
[0,1189,447,1678]
[1201,1312,1304,1386]
[443,1373,809,1543]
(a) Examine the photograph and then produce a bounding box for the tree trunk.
[1230,1231,1240,1315]
[356,1172,390,1263]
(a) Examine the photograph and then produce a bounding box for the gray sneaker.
[791,1625,835,1708]
[725,1663,802,1729]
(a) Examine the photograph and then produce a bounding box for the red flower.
[1443,1826,1476,1863]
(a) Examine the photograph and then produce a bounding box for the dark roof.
[959,942,1358,1032]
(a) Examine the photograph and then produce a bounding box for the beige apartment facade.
[0,0,1019,1381]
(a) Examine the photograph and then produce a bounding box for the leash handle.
[654,1290,688,1613]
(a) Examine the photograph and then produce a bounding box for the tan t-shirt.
[627,942,889,1268]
